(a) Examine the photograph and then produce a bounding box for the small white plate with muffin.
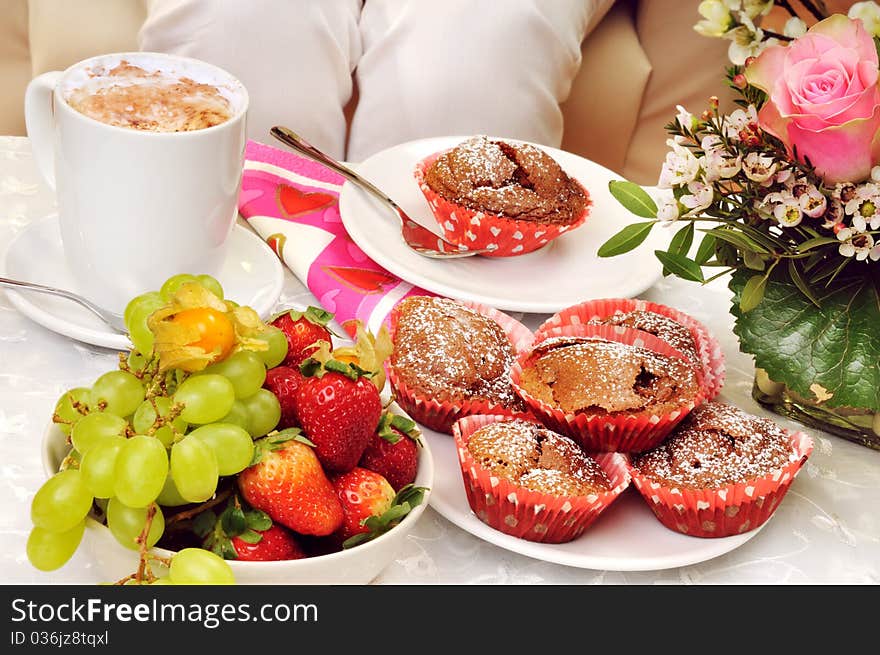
[339,135,668,314]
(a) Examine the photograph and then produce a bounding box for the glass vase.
[752,368,880,451]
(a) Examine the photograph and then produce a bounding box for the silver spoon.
[270,126,494,259]
[0,276,127,334]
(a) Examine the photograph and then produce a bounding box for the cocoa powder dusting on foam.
[67,61,233,132]
[467,420,611,496]
[632,402,794,488]
[391,297,522,409]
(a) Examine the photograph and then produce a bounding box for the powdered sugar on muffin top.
[390,296,521,408]
[632,402,794,488]
[590,310,700,368]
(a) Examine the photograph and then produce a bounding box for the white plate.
[339,136,668,313]
[1,214,284,350]
[423,426,764,571]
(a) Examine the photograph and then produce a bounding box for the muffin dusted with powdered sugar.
[413,136,591,257]
[628,402,813,538]
[589,310,701,369]
[387,296,534,433]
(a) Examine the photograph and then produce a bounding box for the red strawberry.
[295,359,382,473]
[271,306,334,368]
[231,524,307,562]
[359,412,422,491]
[263,365,304,429]
[237,432,344,536]
[330,467,395,543]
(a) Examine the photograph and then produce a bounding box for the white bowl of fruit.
[32,275,432,585]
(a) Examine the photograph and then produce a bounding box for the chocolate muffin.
[424,136,587,225]
[516,336,699,418]
[631,402,793,489]
[590,310,700,368]
[467,419,611,496]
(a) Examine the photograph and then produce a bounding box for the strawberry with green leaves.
[237,430,344,537]
[359,411,422,491]
[296,354,382,473]
[195,499,306,562]
[271,306,334,368]
[330,467,429,548]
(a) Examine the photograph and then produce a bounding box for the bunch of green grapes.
[28,274,288,585]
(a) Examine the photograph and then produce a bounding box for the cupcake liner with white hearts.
[414,152,590,258]
[534,298,725,401]
[453,414,630,543]
[387,297,536,434]
[628,430,813,538]
[510,324,706,453]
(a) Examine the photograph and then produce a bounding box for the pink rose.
[746,15,880,184]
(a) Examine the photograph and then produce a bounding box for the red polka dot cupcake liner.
[510,324,706,453]
[534,298,725,401]
[387,298,535,434]
[628,430,813,538]
[453,414,630,543]
[413,152,590,258]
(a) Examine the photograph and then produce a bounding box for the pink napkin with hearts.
[237,140,432,335]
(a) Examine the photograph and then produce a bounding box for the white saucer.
[1,214,284,350]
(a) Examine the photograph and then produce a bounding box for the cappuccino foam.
[65,61,233,132]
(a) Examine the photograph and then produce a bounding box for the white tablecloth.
[1,135,878,585]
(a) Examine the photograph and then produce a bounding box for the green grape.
[106,499,164,550]
[91,370,145,417]
[126,351,150,374]
[240,389,281,437]
[169,548,235,585]
[173,374,235,424]
[80,437,125,498]
[128,310,155,356]
[70,412,127,454]
[124,291,164,329]
[156,471,189,507]
[132,397,187,448]
[31,469,93,533]
[53,387,91,435]
[159,273,199,301]
[203,350,266,399]
[27,521,85,571]
[113,436,168,508]
[189,423,254,476]
[251,326,288,368]
[170,436,218,503]
[218,399,249,430]
[150,577,174,585]
[196,274,224,299]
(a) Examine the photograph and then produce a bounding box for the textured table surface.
[1,136,878,585]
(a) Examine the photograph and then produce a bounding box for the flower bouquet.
[601,1,880,448]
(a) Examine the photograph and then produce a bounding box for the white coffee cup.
[24,52,248,314]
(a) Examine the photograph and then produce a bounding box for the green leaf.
[192,510,216,538]
[703,227,769,254]
[221,506,247,536]
[653,250,705,282]
[236,529,262,544]
[694,233,717,265]
[787,259,821,308]
[739,273,767,312]
[797,236,838,253]
[743,249,765,271]
[669,222,695,257]
[730,268,880,411]
[245,509,272,531]
[608,180,658,218]
[597,221,656,257]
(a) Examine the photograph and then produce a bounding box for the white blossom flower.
[783,17,807,38]
[676,105,697,131]
[700,134,724,153]
[838,228,877,261]
[849,1,880,37]
[742,152,778,184]
[821,198,845,229]
[738,0,774,20]
[765,190,803,227]
[700,149,742,181]
[843,182,880,231]
[658,139,700,188]
[725,105,759,142]
[656,196,681,225]
[680,180,714,215]
[775,168,794,186]
[798,186,827,218]
[872,165,880,183]
[694,0,733,37]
